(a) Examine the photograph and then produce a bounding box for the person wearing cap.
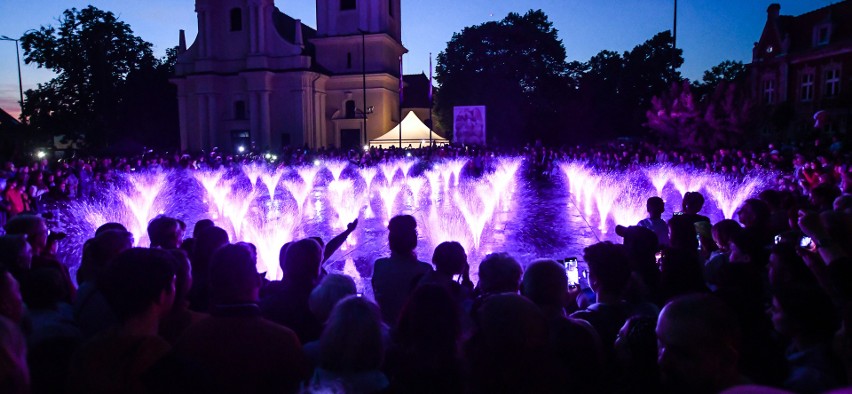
[371,215,432,326]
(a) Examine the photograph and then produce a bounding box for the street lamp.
[0,35,24,122]
[358,29,368,147]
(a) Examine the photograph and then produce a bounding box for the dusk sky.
[0,0,836,118]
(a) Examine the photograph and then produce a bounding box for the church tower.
[311,0,407,148]
[173,0,327,152]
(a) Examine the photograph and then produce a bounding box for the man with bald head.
[657,294,745,394]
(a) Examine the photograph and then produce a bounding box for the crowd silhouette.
[1,138,852,393]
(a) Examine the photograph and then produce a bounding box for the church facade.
[172,0,407,152]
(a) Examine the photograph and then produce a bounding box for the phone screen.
[565,258,579,286]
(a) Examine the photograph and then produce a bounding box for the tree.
[691,60,747,100]
[435,10,571,145]
[20,6,157,149]
[646,79,755,151]
[567,31,683,141]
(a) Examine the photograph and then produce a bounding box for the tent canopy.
[370,111,448,148]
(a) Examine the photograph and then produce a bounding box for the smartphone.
[800,236,814,250]
[673,211,684,216]
[564,257,579,286]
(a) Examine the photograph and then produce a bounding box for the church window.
[235,101,247,120]
[230,8,243,31]
[347,53,352,69]
[341,0,356,11]
[345,100,356,118]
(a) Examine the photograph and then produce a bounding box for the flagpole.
[429,53,433,149]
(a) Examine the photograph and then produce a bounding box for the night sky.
[0,0,835,118]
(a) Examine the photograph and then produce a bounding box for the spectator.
[312,296,389,393]
[159,249,206,345]
[465,294,557,393]
[771,284,845,393]
[0,235,32,280]
[418,241,474,305]
[571,242,656,350]
[386,285,465,394]
[5,215,75,303]
[0,315,29,394]
[737,199,773,248]
[187,226,229,312]
[308,274,357,326]
[177,244,310,393]
[705,220,742,290]
[261,238,325,343]
[147,215,182,249]
[638,196,669,247]
[656,294,744,394]
[67,248,176,394]
[614,316,661,394]
[522,259,605,392]
[668,192,711,250]
[371,215,432,325]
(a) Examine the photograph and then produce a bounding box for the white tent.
[369,111,448,148]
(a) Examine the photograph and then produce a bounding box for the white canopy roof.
[370,111,448,148]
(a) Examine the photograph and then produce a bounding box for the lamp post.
[672,0,678,79]
[0,35,24,122]
[358,29,368,147]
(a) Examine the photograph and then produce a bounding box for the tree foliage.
[435,10,571,145]
[19,6,176,150]
[690,60,747,100]
[646,80,755,151]
[435,14,684,145]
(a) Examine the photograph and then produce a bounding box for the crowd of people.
[0,136,848,228]
[0,138,851,393]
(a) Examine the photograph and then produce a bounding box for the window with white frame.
[825,68,841,97]
[763,79,776,104]
[801,72,814,101]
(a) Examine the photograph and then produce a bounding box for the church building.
[172,0,408,152]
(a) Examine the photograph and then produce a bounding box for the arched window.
[230,8,243,31]
[345,100,356,118]
[341,0,356,11]
[235,101,247,120]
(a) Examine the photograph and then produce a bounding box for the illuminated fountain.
[705,173,768,219]
[423,170,443,204]
[379,162,400,186]
[325,160,349,182]
[121,172,168,245]
[258,168,286,199]
[645,164,675,197]
[593,177,621,232]
[446,158,467,187]
[58,156,778,291]
[403,176,426,208]
[670,170,707,198]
